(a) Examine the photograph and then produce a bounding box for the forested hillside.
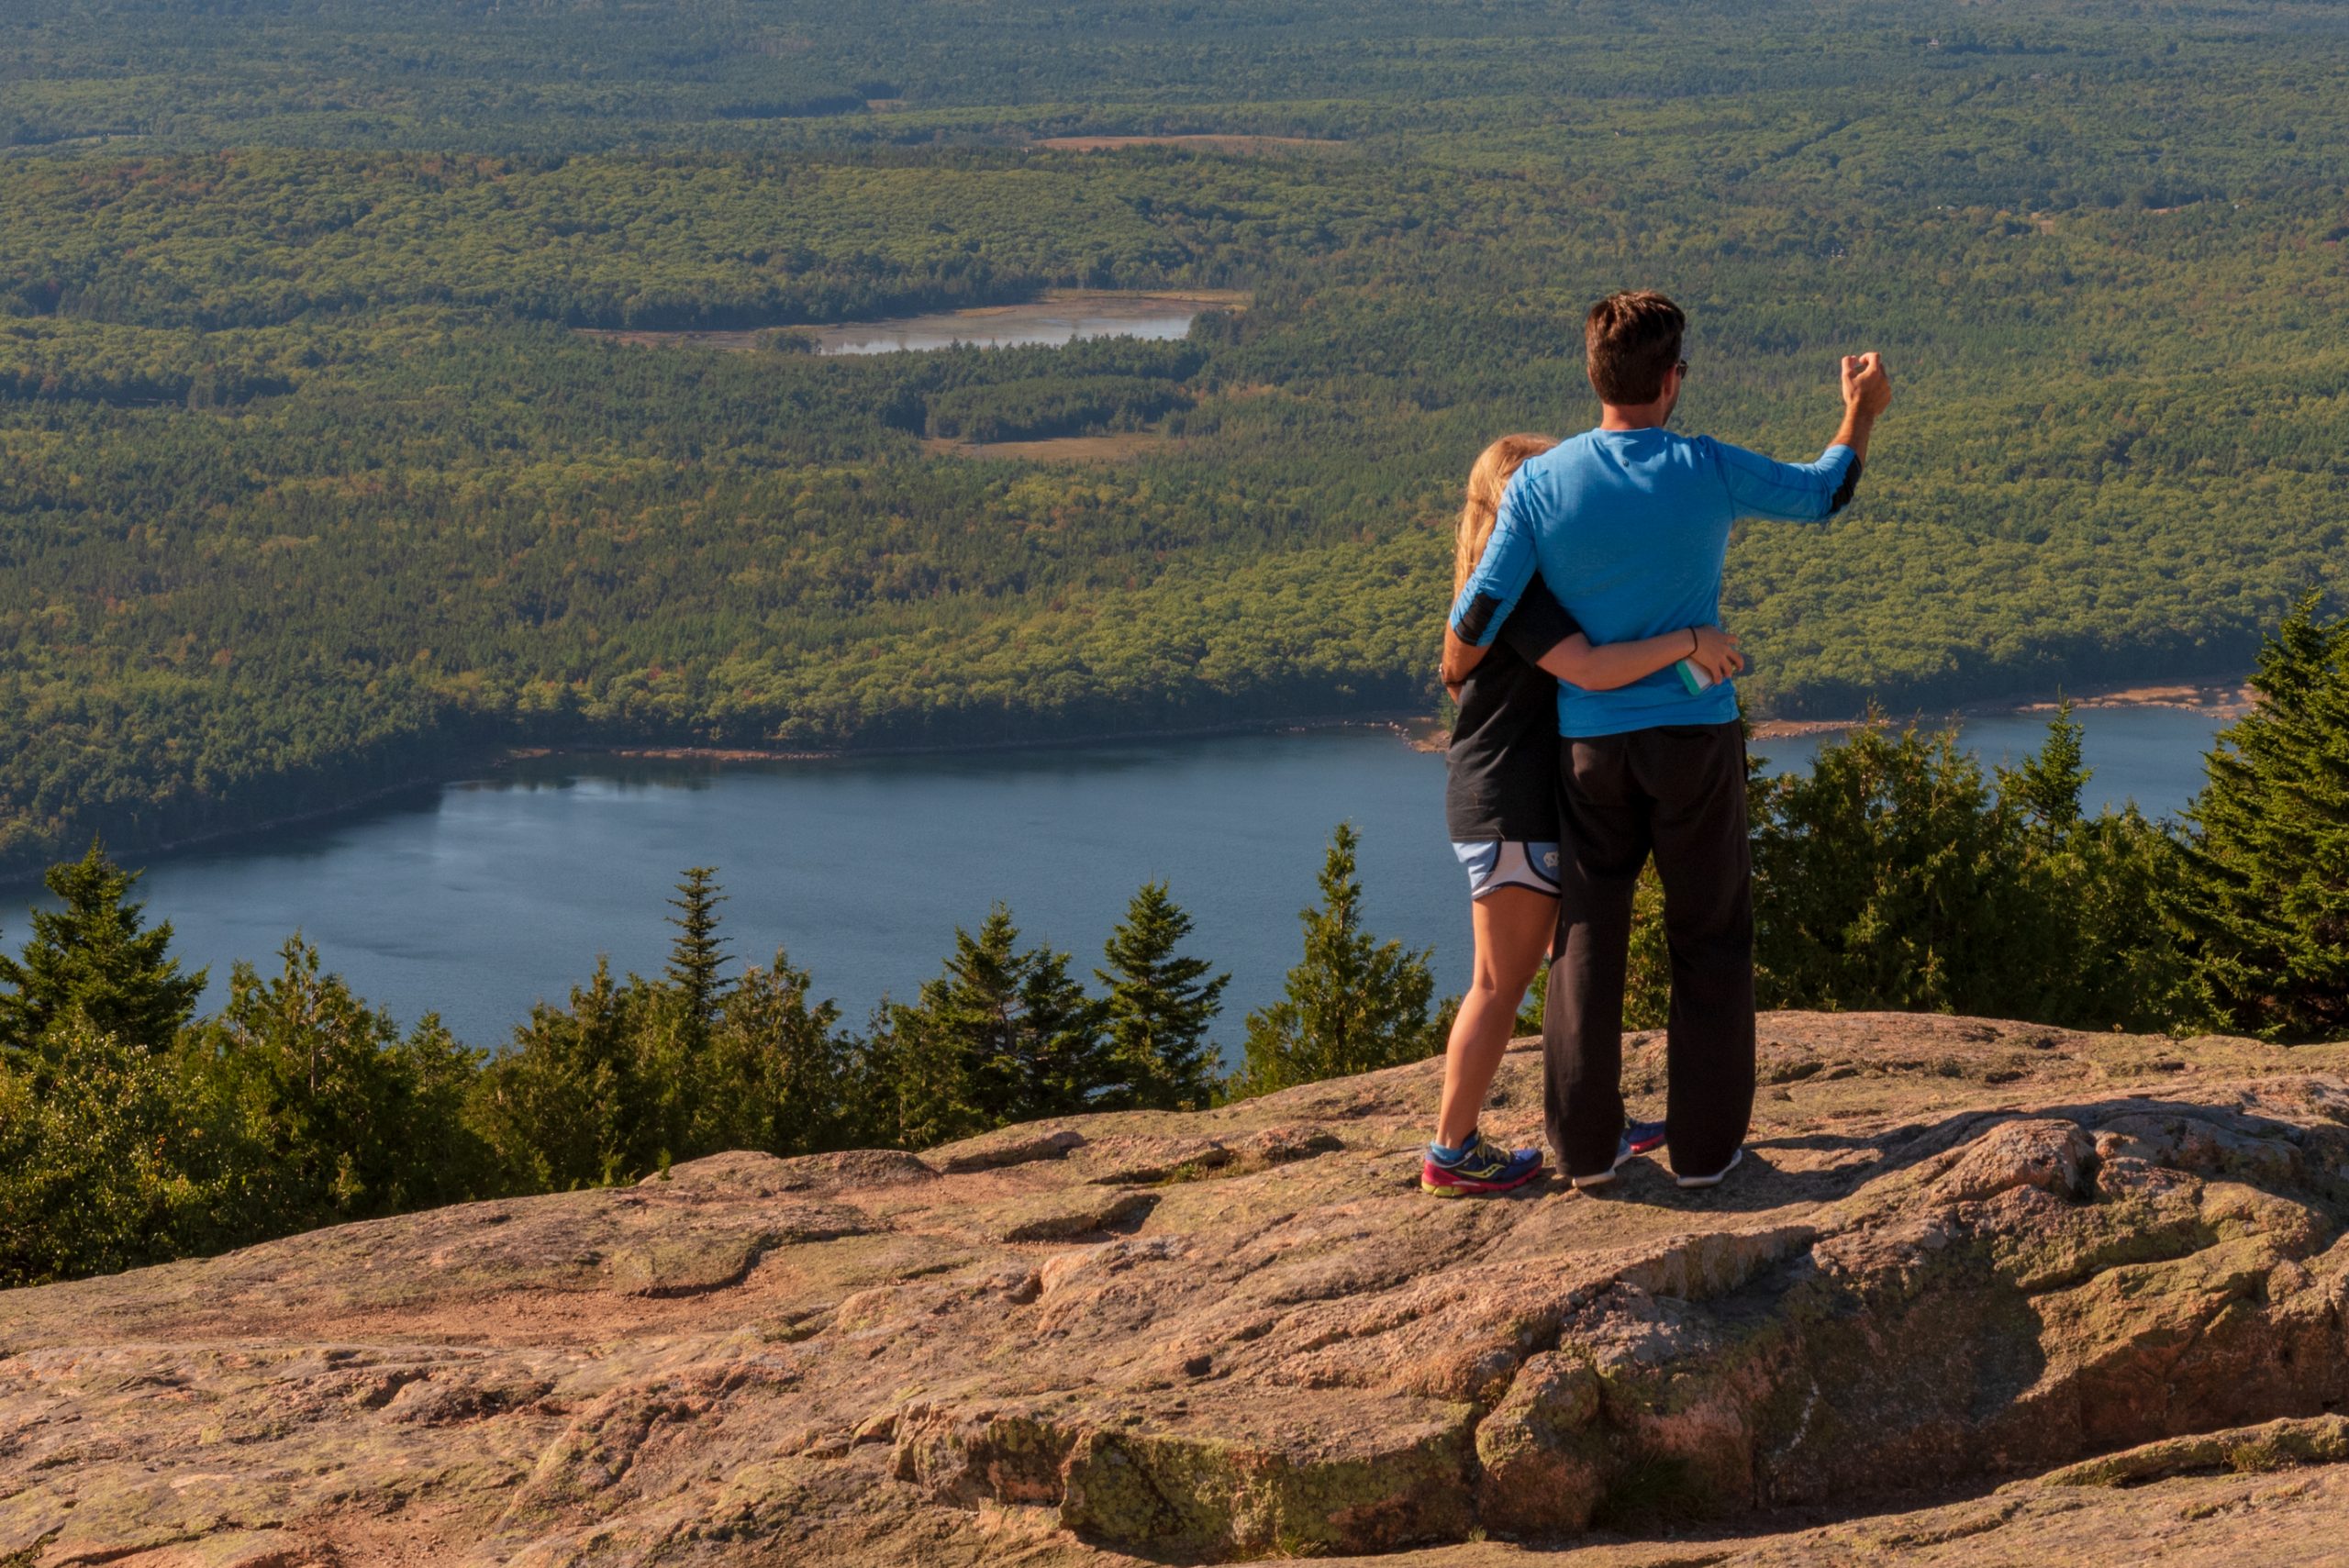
[4,0,2346,869]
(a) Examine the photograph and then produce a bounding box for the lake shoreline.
[1745,673,2253,741]
[4,675,2244,886]
[0,768,465,893]
[509,711,1435,768]
[512,668,2251,768]
[0,713,1433,887]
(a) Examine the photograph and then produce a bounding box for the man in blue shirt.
[1443,290,1892,1191]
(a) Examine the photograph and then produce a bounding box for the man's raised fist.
[1842,351,1892,417]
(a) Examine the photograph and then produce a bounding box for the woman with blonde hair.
[1422,434,1742,1195]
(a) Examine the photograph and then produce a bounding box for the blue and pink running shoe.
[1422,1132,1544,1196]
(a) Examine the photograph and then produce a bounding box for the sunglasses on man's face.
[1675,358,1690,376]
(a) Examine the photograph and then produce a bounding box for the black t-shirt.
[1446,575,1578,841]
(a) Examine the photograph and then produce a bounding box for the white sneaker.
[1569,1133,1639,1191]
[1675,1148,1743,1189]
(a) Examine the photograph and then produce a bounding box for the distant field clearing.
[1034,134,1345,152]
[922,430,1169,462]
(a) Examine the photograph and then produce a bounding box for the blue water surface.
[6,705,2230,1052]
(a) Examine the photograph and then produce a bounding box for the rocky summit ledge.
[6,1015,2349,1567]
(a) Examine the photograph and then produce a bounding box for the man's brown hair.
[1585,289,1686,406]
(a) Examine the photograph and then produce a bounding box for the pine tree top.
[0,839,206,1058]
[662,865,732,1038]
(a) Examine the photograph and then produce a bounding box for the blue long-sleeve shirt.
[1450,428,1860,737]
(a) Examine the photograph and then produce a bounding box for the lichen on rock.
[4,1012,2348,1564]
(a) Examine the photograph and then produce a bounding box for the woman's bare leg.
[1434,885,1559,1147]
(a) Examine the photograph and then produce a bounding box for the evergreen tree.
[1230,825,1435,1098]
[2027,802,2189,1032]
[1753,709,2187,1032]
[1997,701,2188,1032]
[1097,882,1229,1111]
[663,866,731,1043]
[1753,720,2041,1016]
[996,940,1108,1121]
[843,999,918,1150]
[468,958,645,1190]
[886,930,1010,1151]
[0,840,206,1067]
[186,936,489,1225]
[701,950,858,1157]
[469,885,865,1184]
[887,906,1110,1147]
[2003,699,2088,830]
[2171,595,2349,1041]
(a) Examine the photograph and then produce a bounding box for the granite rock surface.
[6,1012,2349,1565]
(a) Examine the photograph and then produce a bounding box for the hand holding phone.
[1678,626,1743,693]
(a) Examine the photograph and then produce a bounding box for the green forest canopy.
[2,0,2345,870]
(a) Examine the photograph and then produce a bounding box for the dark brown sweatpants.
[1542,721,1754,1181]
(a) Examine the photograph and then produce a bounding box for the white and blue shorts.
[1453,840,1563,901]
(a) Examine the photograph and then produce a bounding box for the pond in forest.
[583,291,1242,356]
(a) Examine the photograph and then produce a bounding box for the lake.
[814,293,1221,355]
[584,293,1231,358]
[7,704,2232,1054]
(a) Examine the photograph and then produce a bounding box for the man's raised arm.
[1441,470,1541,684]
[1714,351,1893,524]
[1830,351,1892,468]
